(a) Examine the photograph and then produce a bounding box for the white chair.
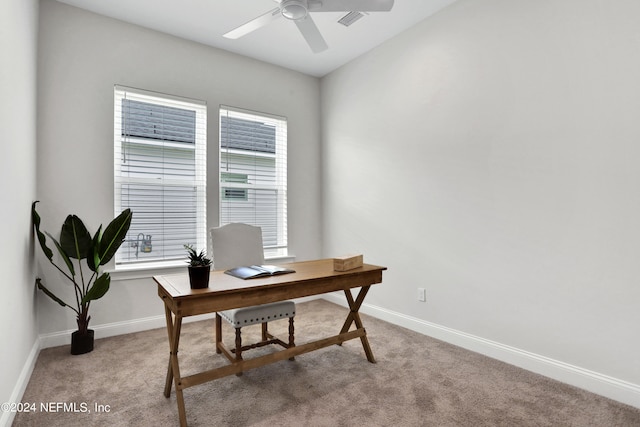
[210,223,295,374]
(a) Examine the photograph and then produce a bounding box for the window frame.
[114,85,207,269]
[219,106,288,258]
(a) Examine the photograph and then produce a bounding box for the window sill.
[107,261,187,281]
[265,254,296,264]
[108,255,297,281]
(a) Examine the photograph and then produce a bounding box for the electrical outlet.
[418,288,426,302]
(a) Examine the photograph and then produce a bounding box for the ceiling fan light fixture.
[281,0,308,20]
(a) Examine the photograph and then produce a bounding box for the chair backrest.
[210,223,264,270]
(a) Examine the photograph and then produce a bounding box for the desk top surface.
[154,258,387,300]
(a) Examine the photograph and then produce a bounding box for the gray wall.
[0,0,39,423]
[35,0,322,334]
[322,0,640,398]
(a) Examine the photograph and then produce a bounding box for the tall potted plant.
[32,201,132,354]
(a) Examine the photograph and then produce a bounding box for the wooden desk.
[154,258,386,427]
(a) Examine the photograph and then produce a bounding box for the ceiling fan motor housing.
[281,0,308,20]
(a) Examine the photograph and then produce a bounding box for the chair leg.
[235,328,243,377]
[215,313,222,354]
[261,322,268,341]
[288,317,295,361]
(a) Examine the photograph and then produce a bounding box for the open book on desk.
[224,265,296,280]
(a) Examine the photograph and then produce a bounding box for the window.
[219,106,288,258]
[114,86,207,267]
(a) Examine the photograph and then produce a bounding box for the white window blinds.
[219,106,288,258]
[114,86,207,267]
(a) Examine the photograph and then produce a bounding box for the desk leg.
[340,286,376,363]
[163,304,188,427]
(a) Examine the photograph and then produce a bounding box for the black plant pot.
[71,329,94,355]
[188,265,211,289]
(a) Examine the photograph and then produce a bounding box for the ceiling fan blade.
[294,15,328,53]
[223,7,281,39]
[308,0,394,12]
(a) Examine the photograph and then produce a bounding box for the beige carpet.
[13,299,640,426]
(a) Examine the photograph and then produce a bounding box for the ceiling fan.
[223,0,395,53]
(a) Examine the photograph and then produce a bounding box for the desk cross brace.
[339,286,376,363]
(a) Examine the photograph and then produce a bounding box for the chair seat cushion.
[219,301,295,328]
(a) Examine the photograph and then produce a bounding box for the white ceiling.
[55,0,457,77]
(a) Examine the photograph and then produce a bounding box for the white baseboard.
[0,340,40,427]
[39,296,320,349]
[38,313,217,349]
[322,293,640,409]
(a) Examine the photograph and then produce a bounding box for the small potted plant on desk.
[184,244,212,289]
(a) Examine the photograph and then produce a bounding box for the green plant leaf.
[87,225,102,272]
[60,215,92,260]
[32,201,54,261]
[36,278,69,308]
[95,209,132,266]
[183,244,212,266]
[82,272,110,304]
[45,231,75,277]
